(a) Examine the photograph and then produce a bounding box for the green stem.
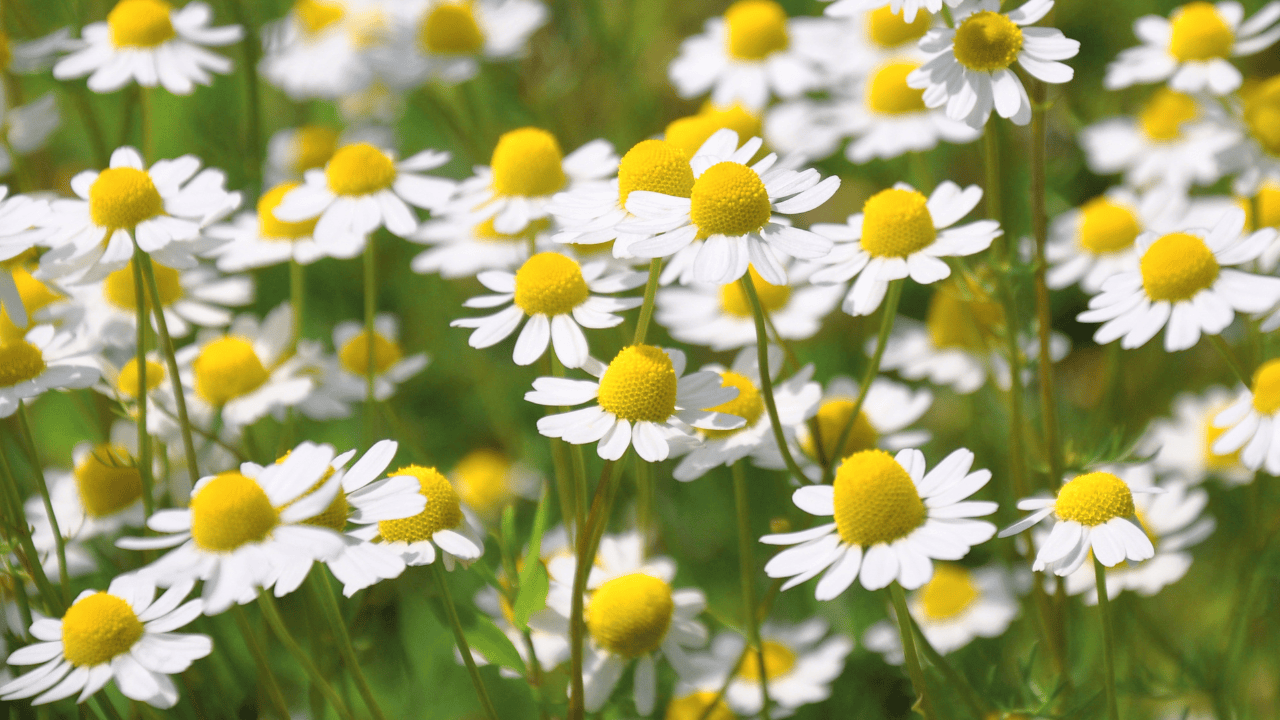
[290,259,305,354]
[740,273,807,482]
[632,258,662,344]
[635,454,654,549]
[432,562,500,720]
[732,461,771,720]
[16,403,69,604]
[1093,557,1121,720]
[1208,334,1250,386]
[363,234,377,447]
[309,572,387,720]
[258,592,356,720]
[983,127,1001,225]
[889,582,936,720]
[223,0,263,193]
[69,87,110,168]
[906,612,988,718]
[0,442,59,613]
[129,251,157,519]
[1028,83,1062,488]
[231,606,291,720]
[139,252,201,487]
[140,87,155,163]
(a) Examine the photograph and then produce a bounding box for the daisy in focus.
[1046,187,1183,293]
[526,345,744,462]
[1104,1,1280,96]
[451,251,644,369]
[0,324,101,418]
[0,576,208,707]
[1077,207,1280,352]
[328,313,429,401]
[763,447,997,597]
[699,619,853,716]
[809,181,1000,316]
[355,464,485,571]
[54,0,243,94]
[377,0,548,87]
[1211,358,1280,475]
[204,181,344,271]
[907,0,1079,129]
[1142,386,1252,485]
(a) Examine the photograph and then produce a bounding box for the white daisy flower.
[376,0,547,87]
[999,464,1163,576]
[38,146,240,285]
[408,212,545,278]
[668,0,826,111]
[663,104,763,160]
[862,563,1018,663]
[906,0,1079,129]
[449,127,618,235]
[824,0,963,24]
[326,313,429,402]
[1076,207,1280,352]
[0,188,52,330]
[620,129,840,287]
[699,619,853,716]
[451,251,644,369]
[1216,74,1280,196]
[526,344,745,462]
[809,181,1000,316]
[1210,357,1280,474]
[0,94,61,180]
[117,441,347,614]
[204,181,354,271]
[815,1,938,77]
[448,448,542,524]
[0,575,209,708]
[1104,1,1280,96]
[264,125,340,185]
[274,142,455,257]
[258,0,386,100]
[0,265,65,342]
[352,463,485,570]
[673,346,821,482]
[763,447,998,597]
[1141,386,1253,485]
[0,324,100,418]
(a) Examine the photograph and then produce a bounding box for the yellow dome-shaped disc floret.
[1139,89,1199,142]
[75,444,144,518]
[833,449,926,547]
[738,640,796,682]
[597,345,678,423]
[1243,76,1280,157]
[108,0,175,48]
[513,252,590,316]
[116,357,166,399]
[664,105,762,158]
[294,0,345,35]
[103,260,183,311]
[703,371,764,439]
[1239,181,1280,231]
[952,11,1023,72]
[192,336,270,407]
[618,140,695,207]
[378,465,464,542]
[690,162,771,239]
[491,128,568,198]
[586,572,674,657]
[1139,232,1219,302]
[61,593,144,667]
[866,5,932,48]
[867,61,928,115]
[338,329,403,375]
[1077,197,1141,254]
[724,0,790,60]
[419,2,485,54]
[259,182,320,240]
[925,279,1004,350]
[190,472,281,552]
[719,265,790,317]
[1168,2,1234,61]
[1250,359,1280,414]
[917,563,979,620]
[1054,472,1135,526]
[326,143,397,196]
[861,188,936,258]
[665,692,735,720]
[290,125,340,174]
[89,168,164,230]
[802,400,878,463]
[452,449,515,517]
[0,339,46,388]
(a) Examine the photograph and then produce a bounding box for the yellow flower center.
[0,339,46,388]
[192,336,270,407]
[0,32,10,71]
[74,444,144,518]
[108,0,175,48]
[861,188,935,258]
[1139,89,1199,142]
[1243,76,1280,157]
[116,357,166,399]
[1203,403,1244,469]
[294,0,346,35]
[833,449,927,547]
[703,371,764,439]
[61,593,144,667]
[867,61,928,115]
[473,217,550,243]
[0,268,62,341]
[802,400,878,463]
[1239,181,1280,231]
[665,692,736,720]
[290,125,339,175]
[103,260,183,311]
[338,330,403,376]
[1054,471,1136,526]
[719,265,791,317]
[617,139,695,207]
[452,449,514,517]
[925,280,1004,351]
[724,0,790,60]
[664,105,762,158]
[259,182,320,240]
[190,472,281,552]
[378,465,464,543]
[325,143,397,196]
[89,168,164,231]
[274,455,349,531]
[867,5,932,47]
[1077,197,1141,254]
[952,11,1023,72]
[1139,232,1219,302]
[1251,359,1280,414]
[419,2,485,54]
[917,563,979,620]
[738,640,796,682]
[490,128,568,198]
[596,345,679,423]
[513,252,590,316]
[1168,2,1234,62]
[690,162,771,239]
[586,573,674,657]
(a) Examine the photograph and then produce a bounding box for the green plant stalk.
[231,605,291,720]
[0,441,60,612]
[741,273,807,482]
[363,234,378,447]
[983,126,1002,224]
[1093,558,1121,720]
[569,458,625,720]
[820,280,904,486]
[223,0,263,192]
[889,582,936,720]
[636,454,654,548]
[17,402,70,604]
[732,461,771,720]
[1208,334,1250,386]
[632,258,662,344]
[290,259,305,355]
[139,252,202,486]
[309,572,388,720]
[140,87,155,163]
[1028,84,1062,489]
[258,592,356,720]
[130,253,157,519]
[906,612,988,718]
[551,355,590,540]
[432,562,500,720]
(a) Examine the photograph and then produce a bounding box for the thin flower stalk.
[569,459,624,720]
[17,402,69,603]
[231,606,292,720]
[432,562,500,720]
[741,273,807,482]
[309,573,388,720]
[1028,84,1062,487]
[364,234,378,446]
[1093,557,1121,720]
[633,258,663,344]
[258,592,356,720]
[0,444,60,612]
[732,461,771,720]
[889,582,936,720]
[130,250,157,517]
[140,252,201,484]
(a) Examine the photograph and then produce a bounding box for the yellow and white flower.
[377,0,547,87]
[817,0,936,76]
[825,0,962,24]
[408,211,546,278]
[1211,357,1280,474]
[265,124,341,185]
[1142,386,1253,485]
[259,0,385,100]
[327,313,429,401]
[351,463,485,570]
[1216,74,1280,196]
[0,188,52,329]
[449,448,542,524]
[205,180,355,271]
[1046,187,1185,293]
[0,324,101,418]
[700,619,853,715]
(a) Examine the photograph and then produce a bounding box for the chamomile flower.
[701,620,853,715]
[25,431,149,551]
[809,181,1000,316]
[1209,358,1280,474]
[1104,1,1280,96]
[668,0,825,111]
[1142,386,1252,485]
[672,346,821,482]
[0,188,52,329]
[38,147,240,284]
[265,125,340,185]
[1217,73,1280,195]
[0,576,209,708]
[354,464,485,570]
[817,1,936,76]
[449,448,541,524]
[1000,464,1162,576]
[0,266,64,342]
[663,689,736,720]
[274,142,455,256]
[1076,208,1280,352]
[0,324,100,418]
[763,447,998,596]
[0,94,61,181]
[620,129,840,286]
[377,0,547,87]
[118,442,346,614]
[408,213,545,278]
[1046,188,1189,293]
[204,181,349,271]
[327,314,429,402]
[784,377,933,476]
[907,0,1079,129]
[526,345,745,462]
[54,0,243,95]
[664,104,762,159]
[258,0,385,100]
[825,0,962,24]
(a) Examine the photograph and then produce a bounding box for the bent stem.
[732,461,771,720]
[1093,558,1121,720]
[569,458,626,720]
[130,251,157,517]
[139,252,201,485]
[741,273,806,482]
[258,592,356,720]
[309,572,387,720]
[632,258,663,344]
[889,582,936,720]
[432,562,500,720]
[231,605,291,720]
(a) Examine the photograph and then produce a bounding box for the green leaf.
[464,617,526,676]
[513,484,553,628]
